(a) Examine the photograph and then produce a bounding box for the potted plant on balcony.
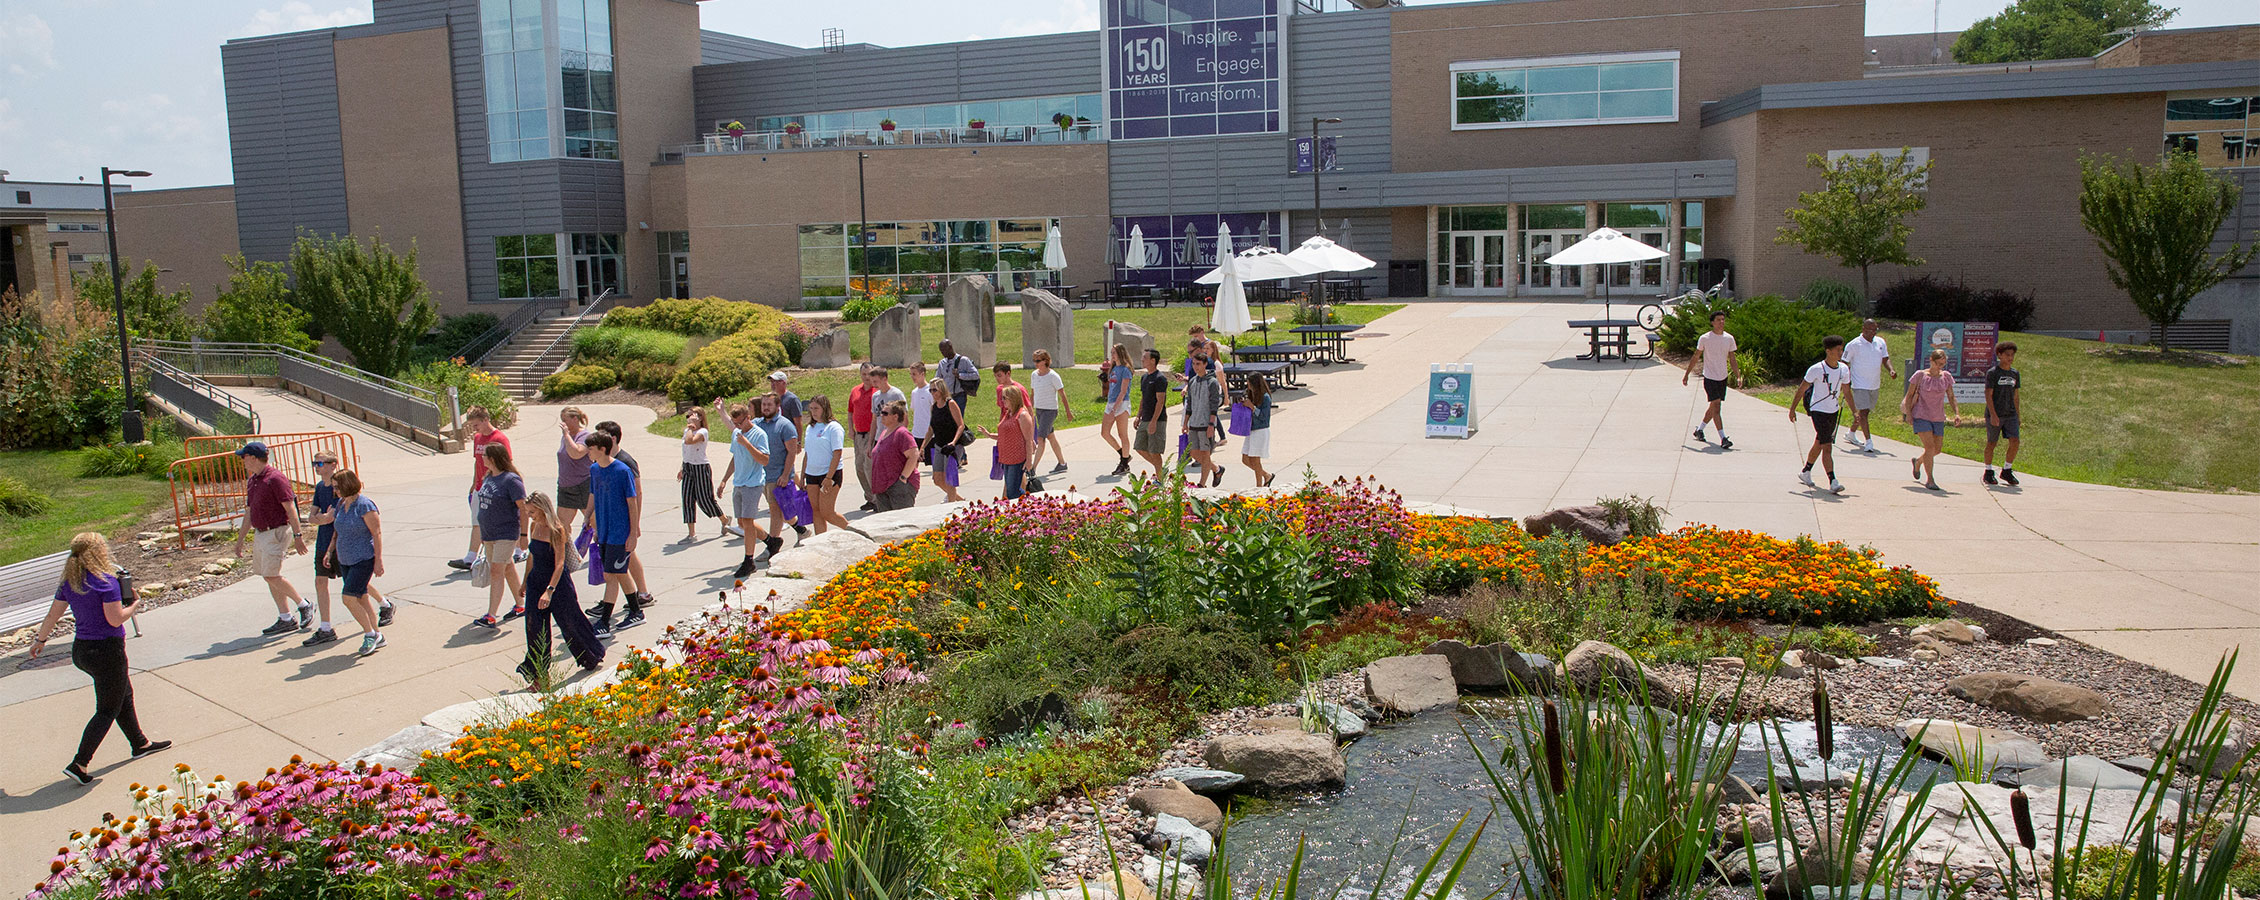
[722,120,745,138]
[879,118,897,132]
[967,117,986,130]
[1053,112,1073,132]
[784,121,804,135]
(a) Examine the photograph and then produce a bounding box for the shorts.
[598,543,632,575]
[1241,427,1271,459]
[1808,411,1840,444]
[1912,418,1946,436]
[1133,421,1168,454]
[804,470,843,488]
[1187,427,1220,452]
[731,484,765,519]
[1106,398,1131,416]
[313,536,339,579]
[339,558,375,596]
[1703,377,1728,402]
[1987,415,2021,442]
[556,482,591,510]
[1034,408,1059,439]
[1851,388,1879,411]
[252,526,291,577]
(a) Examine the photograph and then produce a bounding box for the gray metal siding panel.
[692,32,1103,126]
[373,0,453,28]
[224,31,349,264]
[1705,59,2260,124]
[701,31,810,64]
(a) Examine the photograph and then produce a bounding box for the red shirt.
[245,467,295,531]
[471,429,511,490]
[871,426,920,493]
[996,410,1032,465]
[848,384,875,434]
[995,381,1029,415]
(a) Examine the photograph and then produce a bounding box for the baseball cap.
[767,371,788,382]
[235,441,270,461]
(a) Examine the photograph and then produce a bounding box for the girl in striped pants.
[678,408,728,541]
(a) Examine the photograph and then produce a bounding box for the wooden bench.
[0,550,71,632]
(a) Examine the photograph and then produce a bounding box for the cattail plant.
[1813,674,1835,763]
[1543,699,1568,794]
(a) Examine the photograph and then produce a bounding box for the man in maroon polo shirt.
[231,441,311,636]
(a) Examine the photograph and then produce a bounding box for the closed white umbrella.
[1195,245,1326,284]
[1286,235,1376,273]
[1125,223,1150,270]
[1209,224,1253,337]
[1545,226,1667,320]
[1043,222,1068,271]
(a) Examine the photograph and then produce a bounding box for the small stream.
[1216,708,1946,898]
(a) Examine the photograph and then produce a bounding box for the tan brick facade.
[112,186,241,311]
[2096,26,2260,68]
[614,0,701,304]
[336,26,471,314]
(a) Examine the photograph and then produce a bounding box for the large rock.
[1364,654,1458,715]
[849,500,966,545]
[802,326,852,368]
[1897,719,2049,773]
[1881,782,2178,873]
[1425,638,1536,689]
[1916,621,1982,644]
[1946,672,2109,724]
[1717,841,1789,885]
[1521,505,1632,546]
[1155,766,1244,793]
[1561,640,1659,696]
[2151,712,2255,780]
[2010,755,2157,794]
[346,724,458,771]
[1306,700,1367,740]
[1145,813,1213,866]
[869,303,923,368]
[1128,782,1223,837]
[765,529,880,583]
[1019,288,1074,367]
[723,575,822,613]
[1204,731,1346,789]
[943,276,997,367]
[1104,321,1154,367]
[422,693,546,734]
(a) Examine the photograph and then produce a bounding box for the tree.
[2078,150,2255,350]
[1951,0,2176,64]
[73,261,195,341]
[287,232,437,377]
[201,255,315,351]
[1776,148,1935,301]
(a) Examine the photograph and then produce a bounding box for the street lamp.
[1310,117,1342,235]
[100,166,152,443]
[855,152,871,299]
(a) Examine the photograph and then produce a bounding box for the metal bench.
[0,550,71,632]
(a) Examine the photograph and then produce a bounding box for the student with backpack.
[1790,335,1854,494]
[938,339,981,415]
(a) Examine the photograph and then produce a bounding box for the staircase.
[487,314,584,399]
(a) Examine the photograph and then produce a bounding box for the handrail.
[139,339,441,406]
[140,354,263,435]
[463,297,557,367]
[520,289,612,384]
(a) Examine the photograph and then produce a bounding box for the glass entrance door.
[1603,229,1668,291]
[667,253,690,298]
[1521,230,1586,292]
[1445,231,1510,293]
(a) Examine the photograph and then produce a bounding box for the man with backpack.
[1790,335,1854,495]
[938,340,980,416]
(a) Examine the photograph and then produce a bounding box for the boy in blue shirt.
[583,432,644,634]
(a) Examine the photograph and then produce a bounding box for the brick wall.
[2095,26,2260,68]
[113,186,241,313]
[336,27,471,315]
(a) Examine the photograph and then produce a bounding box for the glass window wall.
[495,233,560,299]
[2165,95,2256,168]
[800,218,1063,297]
[1452,53,1678,129]
[747,94,1103,141]
[480,0,549,162]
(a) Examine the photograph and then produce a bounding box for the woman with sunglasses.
[868,401,922,512]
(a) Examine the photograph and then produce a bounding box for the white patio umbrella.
[1042,222,1068,271]
[1209,224,1253,337]
[1544,226,1667,320]
[1286,235,1376,273]
[1125,223,1150,270]
[1195,245,1326,284]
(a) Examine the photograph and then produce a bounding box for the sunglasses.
[312,460,334,467]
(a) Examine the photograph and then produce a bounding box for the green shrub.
[572,326,688,365]
[1873,274,2038,331]
[411,312,500,363]
[542,364,618,399]
[1113,619,1285,711]
[78,441,181,478]
[1659,294,1858,383]
[603,296,778,336]
[0,475,55,517]
[399,358,517,427]
[1801,277,1864,313]
[1,292,130,449]
[839,293,896,323]
[668,332,790,405]
[611,358,677,392]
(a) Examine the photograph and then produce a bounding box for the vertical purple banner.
[1105,0,1281,141]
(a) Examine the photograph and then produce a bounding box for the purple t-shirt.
[58,573,127,640]
[557,428,592,487]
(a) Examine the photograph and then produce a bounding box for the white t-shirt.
[1844,335,1890,390]
[1696,331,1737,381]
[681,427,709,465]
[801,420,846,476]
[1803,360,1852,414]
[908,385,933,439]
[1029,369,1066,411]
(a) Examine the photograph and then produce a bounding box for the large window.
[481,0,617,162]
[800,218,1064,297]
[481,0,550,162]
[2165,95,2256,168]
[750,95,1103,139]
[1451,51,1679,129]
[560,0,616,160]
[496,234,560,299]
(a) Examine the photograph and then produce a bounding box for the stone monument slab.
[870,303,921,369]
[1020,289,1074,367]
[943,276,997,367]
[803,326,852,368]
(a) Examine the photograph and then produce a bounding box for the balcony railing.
[661,123,1106,161]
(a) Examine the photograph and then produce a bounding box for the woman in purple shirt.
[28,533,171,785]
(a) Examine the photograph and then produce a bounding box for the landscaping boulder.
[1145,813,1213,866]
[422,693,545,734]
[1424,639,1536,689]
[943,276,997,367]
[1248,716,1307,733]
[1155,766,1243,793]
[1719,773,1764,805]
[802,326,852,368]
[346,724,458,771]
[766,529,879,583]
[2010,756,2157,795]
[850,501,965,544]
[2151,712,2255,780]
[1882,782,2176,874]
[1019,288,1074,367]
[1897,718,2049,772]
[1766,848,1870,900]
[1561,640,1659,695]
[869,302,922,368]
[1129,782,1223,837]
[1946,672,2109,723]
[1916,621,1981,644]
[1861,656,1910,669]
[1776,760,1854,793]
[1718,840,1789,885]
[1521,505,1632,546]
[1364,654,1458,715]
[1306,701,1367,740]
[1104,321,1154,366]
[1204,731,1345,789]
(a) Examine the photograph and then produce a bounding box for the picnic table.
[1567,318,1647,361]
[1229,342,1320,386]
[1314,276,1370,303]
[1288,323,1364,364]
[1221,361,1293,396]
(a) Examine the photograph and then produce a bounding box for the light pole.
[100,166,152,443]
[856,152,871,299]
[1310,117,1341,236]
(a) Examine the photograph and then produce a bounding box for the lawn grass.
[649,303,1403,440]
[0,449,175,566]
[1745,327,2260,493]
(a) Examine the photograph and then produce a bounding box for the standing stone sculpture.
[869,303,921,369]
[1104,320,1154,364]
[943,276,997,367]
[1019,289,1074,367]
[802,326,852,368]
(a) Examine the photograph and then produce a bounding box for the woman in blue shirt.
[1237,375,1275,488]
[1102,343,1134,477]
[29,533,170,784]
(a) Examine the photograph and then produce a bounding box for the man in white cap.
[766,371,804,432]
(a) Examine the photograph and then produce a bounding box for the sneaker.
[590,603,615,635]
[357,633,386,657]
[1829,479,1846,494]
[1112,458,1131,476]
[1863,438,1876,453]
[1797,471,1816,488]
[500,605,526,623]
[515,661,539,684]
[859,501,876,512]
[792,524,809,539]
[732,556,757,579]
[472,615,500,629]
[1926,480,1942,491]
[260,617,298,637]
[721,523,744,538]
[1984,469,1999,486]
[630,592,654,610]
[129,740,172,759]
[1720,437,1734,451]
[295,603,313,629]
[2001,468,2020,486]
[62,763,92,786]
[1693,428,1707,443]
[1913,460,1924,482]
[377,604,395,627]
[756,536,784,563]
[447,557,473,571]
[512,547,529,563]
[301,627,338,647]
[1051,462,1068,474]
[616,608,646,630]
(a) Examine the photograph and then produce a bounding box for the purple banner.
[1106,0,1281,141]
[1111,212,1283,287]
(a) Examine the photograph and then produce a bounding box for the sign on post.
[1290,135,1337,174]
[1914,321,1999,403]
[1426,363,1477,438]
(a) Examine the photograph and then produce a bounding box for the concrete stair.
[486,315,583,399]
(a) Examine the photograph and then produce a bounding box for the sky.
[2,0,2251,190]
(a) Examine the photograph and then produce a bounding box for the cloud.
[977,0,1100,39]
[1,12,55,76]
[244,1,370,34]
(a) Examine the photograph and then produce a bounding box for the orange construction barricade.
[168,432,359,550]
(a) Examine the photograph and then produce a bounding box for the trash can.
[1388,260,1426,297]
[1693,258,1732,293]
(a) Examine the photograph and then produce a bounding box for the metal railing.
[660,123,1105,161]
[168,432,359,551]
[516,290,612,390]
[139,339,445,437]
[462,297,558,367]
[143,355,262,435]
